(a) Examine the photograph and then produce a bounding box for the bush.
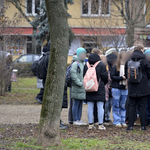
[14,63,34,77]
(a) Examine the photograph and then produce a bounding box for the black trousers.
[68,88,74,123]
[129,96,147,127]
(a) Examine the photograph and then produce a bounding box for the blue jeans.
[112,88,128,125]
[88,101,104,124]
[72,99,83,121]
[105,98,112,121]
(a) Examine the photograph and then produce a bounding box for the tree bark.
[37,0,69,147]
[126,23,135,47]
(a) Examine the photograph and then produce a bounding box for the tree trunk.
[37,0,69,147]
[126,23,135,47]
[32,27,37,54]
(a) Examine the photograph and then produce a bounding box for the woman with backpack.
[84,53,108,130]
[71,47,87,125]
[111,51,128,127]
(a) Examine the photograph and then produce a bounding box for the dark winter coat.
[111,65,126,89]
[83,53,108,102]
[62,81,68,108]
[125,50,150,97]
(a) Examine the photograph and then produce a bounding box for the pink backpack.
[84,61,100,92]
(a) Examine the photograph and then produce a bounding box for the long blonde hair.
[100,55,109,71]
[116,51,126,71]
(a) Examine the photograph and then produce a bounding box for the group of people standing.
[68,44,150,131]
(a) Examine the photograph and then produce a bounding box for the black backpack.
[128,59,142,83]
[36,53,49,79]
[31,60,38,76]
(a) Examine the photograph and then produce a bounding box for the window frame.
[81,0,111,17]
[25,0,42,16]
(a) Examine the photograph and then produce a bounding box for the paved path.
[0,104,89,124]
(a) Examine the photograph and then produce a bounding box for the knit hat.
[43,47,49,53]
[76,47,86,57]
[145,49,150,55]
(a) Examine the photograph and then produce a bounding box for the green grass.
[4,137,150,150]
[0,77,39,104]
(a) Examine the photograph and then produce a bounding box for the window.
[0,0,4,16]
[27,36,32,54]
[19,55,32,63]
[82,36,98,53]
[26,0,41,16]
[82,0,110,16]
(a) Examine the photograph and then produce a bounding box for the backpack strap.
[87,61,101,68]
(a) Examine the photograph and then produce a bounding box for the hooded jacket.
[125,50,150,97]
[107,53,118,72]
[83,53,108,102]
[71,56,86,100]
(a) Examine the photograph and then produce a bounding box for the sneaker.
[59,124,68,130]
[79,120,87,125]
[60,120,65,125]
[115,124,122,127]
[122,124,127,128]
[98,125,106,130]
[88,124,96,130]
[35,97,42,104]
[73,121,82,125]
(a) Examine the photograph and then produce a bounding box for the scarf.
[119,63,127,89]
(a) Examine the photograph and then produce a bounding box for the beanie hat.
[107,53,118,65]
[145,49,150,55]
[43,47,49,53]
[76,47,86,57]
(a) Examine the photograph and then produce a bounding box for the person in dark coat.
[144,49,150,126]
[125,44,150,130]
[83,53,108,130]
[36,47,49,104]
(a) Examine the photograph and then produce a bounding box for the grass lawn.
[0,77,39,104]
[1,124,150,150]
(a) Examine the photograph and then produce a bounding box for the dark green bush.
[13,63,34,77]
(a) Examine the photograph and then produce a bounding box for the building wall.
[5,0,125,28]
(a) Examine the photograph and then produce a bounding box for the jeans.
[112,88,128,125]
[88,101,104,125]
[36,88,44,101]
[105,98,112,121]
[72,99,83,121]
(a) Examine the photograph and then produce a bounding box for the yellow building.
[2,0,150,58]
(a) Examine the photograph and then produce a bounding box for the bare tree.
[79,0,127,53]
[37,0,69,147]
[112,0,150,47]
[6,0,40,54]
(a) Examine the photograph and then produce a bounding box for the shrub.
[14,63,34,77]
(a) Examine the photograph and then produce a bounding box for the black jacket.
[83,53,108,102]
[125,50,150,97]
[111,65,126,89]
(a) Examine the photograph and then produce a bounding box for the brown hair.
[91,48,101,55]
[86,53,90,58]
[116,51,126,71]
[100,55,109,71]
[134,44,144,51]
